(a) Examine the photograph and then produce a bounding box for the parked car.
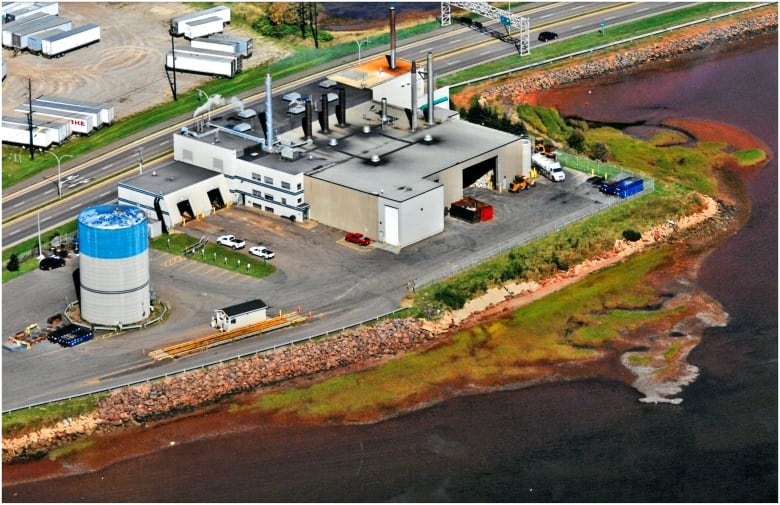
[538,31,558,42]
[345,232,371,246]
[39,256,66,270]
[216,234,246,249]
[249,246,275,260]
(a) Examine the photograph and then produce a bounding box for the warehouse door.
[207,189,225,210]
[384,206,399,246]
[462,156,497,188]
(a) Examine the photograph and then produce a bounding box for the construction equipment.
[508,175,535,192]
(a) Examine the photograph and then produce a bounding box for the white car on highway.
[216,234,246,249]
[249,246,275,259]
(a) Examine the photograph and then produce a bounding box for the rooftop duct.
[426,52,435,125]
[264,74,274,152]
[410,60,418,132]
[386,7,397,70]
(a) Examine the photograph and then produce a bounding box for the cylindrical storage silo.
[78,204,150,326]
[520,138,532,177]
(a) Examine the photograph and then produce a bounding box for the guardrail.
[2,307,411,415]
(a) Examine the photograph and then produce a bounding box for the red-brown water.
[3,38,777,503]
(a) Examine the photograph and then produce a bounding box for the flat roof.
[328,55,412,89]
[118,161,221,196]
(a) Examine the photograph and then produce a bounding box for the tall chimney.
[426,52,435,125]
[302,99,313,139]
[410,60,418,132]
[264,74,274,151]
[388,7,397,70]
[318,94,330,133]
[336,87,347,126]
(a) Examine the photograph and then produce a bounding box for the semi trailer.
[170,6,230,36]
[2,114,71,147]
[166,48,241,78]
[182,16,223,39]
[191,34,253,58]
[40,24,100,58]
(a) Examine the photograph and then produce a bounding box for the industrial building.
[120,7,533,250]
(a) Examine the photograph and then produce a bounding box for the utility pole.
[27,78,34,160]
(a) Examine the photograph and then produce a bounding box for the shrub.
[567,129,586,152]
[622,229,642,242]
[6,253,19,272]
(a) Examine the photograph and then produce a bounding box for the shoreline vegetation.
[2,6,775,478]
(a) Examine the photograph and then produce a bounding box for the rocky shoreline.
[3,7,775,468]
[461,7,777,108]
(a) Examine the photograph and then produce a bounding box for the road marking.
[99,190,112,197]
[637,7,648,12]
[539,13,552,19]
[12,201,25,207]
[571,24,582,29]
[605,15,616,20]
[570,5,583,9]
[70,203,81,210]
[450,59,461,64]
[8,228,20,235]
[40,215,52,222]
[448,38,461,44]
[479,50,492,56]
[43,188,54,195]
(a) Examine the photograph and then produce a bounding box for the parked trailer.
[2,12,49,46]
[211,299,268,332]
[170,6,230,36]
[10,15,71,50]
[2,114,71,146]
[15,103,97,134]
[36,94,114,125]
[191,34,253,58]
[182,16,223,39]
[40,23,100,58]
[166,48,241,78]
[3,2,58,23]
[26,26,67,53]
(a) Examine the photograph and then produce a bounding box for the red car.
[345,232,371,246]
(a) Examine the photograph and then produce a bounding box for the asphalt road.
[2,169,617,410]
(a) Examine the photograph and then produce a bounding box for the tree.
[567,129,586,152]
[590,142,610,162]
[7,253,19,272]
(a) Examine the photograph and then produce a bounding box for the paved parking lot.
[3,169,615,409]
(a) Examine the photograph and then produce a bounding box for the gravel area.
[2,3,290,120]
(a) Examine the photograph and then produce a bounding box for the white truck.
[211,299,268,332]
[532,152,566,182]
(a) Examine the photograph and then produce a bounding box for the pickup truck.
[345,232,371,246]
[216,234,246,250]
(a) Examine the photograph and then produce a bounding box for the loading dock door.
[177,200,195,222]
[384,206,399,246]
[207,188,225,209]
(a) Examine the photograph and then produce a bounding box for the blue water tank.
[78,204,150,326]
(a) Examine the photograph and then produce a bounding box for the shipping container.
[166,48,241,78]
[41,23,100,58]
[170,6,230,36]
[182,16,223,39]
[191,33,252,58]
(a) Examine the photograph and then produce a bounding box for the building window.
[213,158,223,170]
[264,176,273,185]
[298,198,302,204]
[182,149,193,161]
[281,181,291,190]
[265,206,274,213]
[297,182,302,190]
[282,198,287,205]
[252,189,262,198]
[252,202,262,210]
[264,194,274,202]
[252,172,262,182]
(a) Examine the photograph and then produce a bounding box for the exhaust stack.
[318,94,330,133]
[302,99,313,139]
[426,52,435,125]
[336,87,347,126]
[386,7,397,70]
[410,60,418,132]
[264,74,274,151]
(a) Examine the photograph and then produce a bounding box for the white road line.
[571,24,582,29]
[99,191,112,197]
[450,59,461,64]
[637,7,648,12]
[605,15,616,20]
[40,215,52,222]
[539,13,552,19]
[70,204,81,210]
[570,5,583,9]
[43,189,54,195]
[480,50,491,56]
[12,201,25,207]
[8,228,21,235]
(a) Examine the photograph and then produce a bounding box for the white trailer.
[166,48,241,78]
[191,34,252,58]
[26,26,65,53]
[10,15,71,50]
[170,6,230,36]
[3,114,71,145]
[37,94,113,125]
[15,103,96,134]
[3,2,58,23]
[211,299,268,332]
[2,12,50,46]
[41,24,100,58]
[182,16,223,40]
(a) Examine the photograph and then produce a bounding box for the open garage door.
[462,156,497,188]
[384,205,399,246]
[177,200,195,223]
[207,188,225,210]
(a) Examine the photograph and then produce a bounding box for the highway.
[2,2,697,411]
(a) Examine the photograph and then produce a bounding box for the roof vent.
[423,133,434,144]
[370,154,381,164]
[328,137,338,147]
[362,125,371,134]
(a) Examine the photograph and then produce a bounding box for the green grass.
[240,248,685,421]
[2,395,105,438]
[2,221,79,283]
[734,148,767,167]
[150,232,276,279]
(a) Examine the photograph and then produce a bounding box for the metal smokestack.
[381,97,388,126]
[336,87,347,126]
[410,60,418,132]
[318,94,330,133]
[389,7,397,70]
[426,52,435,125]
[303,99,313,139]
[264,74,274,151]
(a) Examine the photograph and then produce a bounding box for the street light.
[137,147,144,175]
[47,151,72,199]
[354,37,370,65]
